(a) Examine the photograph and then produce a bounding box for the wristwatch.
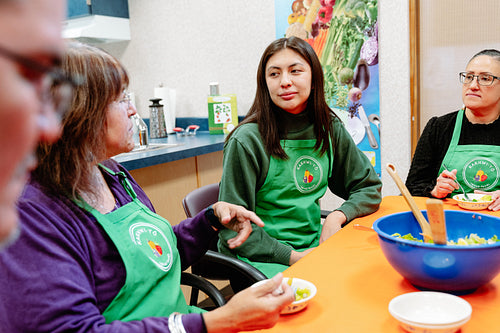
[205,205,224,231]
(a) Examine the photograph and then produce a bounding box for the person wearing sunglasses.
[406,49,500,210]
[0,0,79,249]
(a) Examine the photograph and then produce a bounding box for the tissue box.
[208,94,238,134]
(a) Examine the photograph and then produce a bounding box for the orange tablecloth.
[253,196,500,333]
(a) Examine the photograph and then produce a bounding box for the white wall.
[102,0,276,120]
[100,0,411,200]
[418,0,500,130]
[378,1,412,197]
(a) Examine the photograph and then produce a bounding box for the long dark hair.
[32,42,129,200]
[229,37,336,159]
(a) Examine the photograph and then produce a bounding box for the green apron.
[240,139,331,277]
[79,164,203,324]
[440,109,500,196]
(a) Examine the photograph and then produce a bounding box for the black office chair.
[182,183,267,306]
[180,272,225,308]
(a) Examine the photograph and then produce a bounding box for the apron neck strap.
[449,109,465,146]
[98,163,138,199]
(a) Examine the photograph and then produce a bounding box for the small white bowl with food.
[281,277,317,314]
[453,193,492,210]
[252,277,317,314]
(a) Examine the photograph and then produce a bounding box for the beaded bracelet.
[168,313,187,333]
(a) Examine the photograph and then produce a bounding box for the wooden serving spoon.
[386,163,433,243]
[426,199,447,245]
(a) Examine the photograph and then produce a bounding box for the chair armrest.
[180,272,226,308]
[201,250,268,281]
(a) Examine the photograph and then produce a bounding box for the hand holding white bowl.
[252,277,317,314]
[474,189,500,211]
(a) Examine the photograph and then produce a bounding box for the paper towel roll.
[154,86,176,134]
[169,89,176,131]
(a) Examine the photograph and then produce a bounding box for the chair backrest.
[182,182,267,294]
[182,183,220,218]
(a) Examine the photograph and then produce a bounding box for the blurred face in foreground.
[0,0,66,248]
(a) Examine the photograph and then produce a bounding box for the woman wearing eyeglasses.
[406,49,500,210]
[0,42,295,333]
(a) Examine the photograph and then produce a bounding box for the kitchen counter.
[111,130,225,224]
[112,131,226,170]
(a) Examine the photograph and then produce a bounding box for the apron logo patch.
[303,169,313,183]
[294,156,323,193]
[463,158,500,191]
[147,240,163,257]
[129,222,173,272]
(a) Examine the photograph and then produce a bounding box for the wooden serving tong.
[426,199,447,245]
[386,163,433,243]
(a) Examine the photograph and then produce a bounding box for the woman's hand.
[474,190,500,211]
[203,273,295,333]
[431,169,459,198]
[212,202,265,249]
[319,210,346,244]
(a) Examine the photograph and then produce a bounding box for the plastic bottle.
[131,114,149,148]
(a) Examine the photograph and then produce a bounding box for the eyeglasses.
[0,45,81,117]
[117,91,132,109]
[459,72,500,86]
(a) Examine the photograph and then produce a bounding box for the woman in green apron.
[0,42,295,333]
[218,37,382,278]
[406,49,500,211]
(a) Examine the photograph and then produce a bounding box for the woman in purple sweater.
[0,42,294,333]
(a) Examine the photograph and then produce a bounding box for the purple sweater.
[0,159,216,332]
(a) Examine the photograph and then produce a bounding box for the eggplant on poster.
[275,0,381,176]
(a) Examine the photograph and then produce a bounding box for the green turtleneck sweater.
[218,110,382,266]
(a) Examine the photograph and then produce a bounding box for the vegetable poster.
[275,0,381,177]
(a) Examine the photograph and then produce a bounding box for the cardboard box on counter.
[207,94,238,134]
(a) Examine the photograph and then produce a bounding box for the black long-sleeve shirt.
[406,110,500,197]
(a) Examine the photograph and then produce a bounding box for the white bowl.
[281,277,317,314]
[251,277,317,314]
[389,292,472,333]
[453,193,492,210]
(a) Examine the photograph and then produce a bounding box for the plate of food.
[453,193,493,210]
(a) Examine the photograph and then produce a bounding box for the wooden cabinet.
[67,0,129,19]
[129,151,223,225]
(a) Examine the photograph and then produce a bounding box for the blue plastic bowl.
[373,210,500,294]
